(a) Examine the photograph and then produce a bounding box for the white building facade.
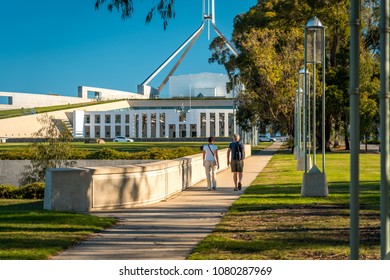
[76,73,237,139]
[80,99,236,139]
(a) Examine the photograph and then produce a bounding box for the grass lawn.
[188,150,381,260]
[0,200,116,260]
[0,100,123,120]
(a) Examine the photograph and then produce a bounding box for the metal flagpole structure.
[138,0,238,95]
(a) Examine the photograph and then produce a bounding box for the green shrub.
[366,139,380,144]
[0,183,45,199]
[171,147,199,158]
[69,148,91,159]
[0,185,18,199]
[19,182,45,199]
[0,149,33,160]
[87,148,132,159]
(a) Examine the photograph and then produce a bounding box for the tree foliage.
[20,114,76,185]
[209,0,380,149]
[95,0,176,29]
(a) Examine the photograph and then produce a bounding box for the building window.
[115,126,121,136]
[105,126,111,137]
[125,114,130,124]
[95,115,101,124]
[0,96,12,105]
[85,115,90,124]
[105,115,111,124]
[115,115,121,124]
[87,91,100,100]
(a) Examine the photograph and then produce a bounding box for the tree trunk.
[344,131,350,150]
[325,116,332,152]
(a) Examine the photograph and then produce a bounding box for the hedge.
[0,182,45,199]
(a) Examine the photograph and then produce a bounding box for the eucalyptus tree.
[94,0,175,29]
[210,0,379,150]
[20,114,75,185]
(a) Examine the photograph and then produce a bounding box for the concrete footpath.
[52,142,282,260]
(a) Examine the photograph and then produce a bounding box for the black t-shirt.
[229,141,245,160]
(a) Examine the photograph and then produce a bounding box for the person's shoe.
[238,182,242,190]
[207,187,212,191]
[212,186,216,190]
[233,188,238,191]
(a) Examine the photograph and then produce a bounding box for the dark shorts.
[231,159,244,173]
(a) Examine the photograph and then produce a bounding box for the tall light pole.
[349,0,361,260]
[294,87,302,160]
[379,0,390,260]
[296,68,311,171]
[301,16,328,197]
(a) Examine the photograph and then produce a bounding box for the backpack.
[233,142,244,160]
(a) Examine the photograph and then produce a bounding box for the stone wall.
[43,145,251,212]
[0,159,153,186]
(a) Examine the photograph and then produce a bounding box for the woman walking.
[202,136,219,190]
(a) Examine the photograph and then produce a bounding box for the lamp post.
[379,0,390,260]
[301,16,328,197]
[296,68,311,170]
[294,87,301,160]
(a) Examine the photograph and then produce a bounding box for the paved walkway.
[52,142,282,260]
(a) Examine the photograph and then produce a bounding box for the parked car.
[259,135,277,142]
[113,136,134,142]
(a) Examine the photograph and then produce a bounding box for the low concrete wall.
[0,160,154,186]
[44,145,251,212]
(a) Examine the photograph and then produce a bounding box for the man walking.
[227,134,245,191]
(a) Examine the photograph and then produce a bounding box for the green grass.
[0,99,125,120]
[188,151,380,260]
[0,200,116,259]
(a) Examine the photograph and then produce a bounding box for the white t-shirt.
[203,144,218,161]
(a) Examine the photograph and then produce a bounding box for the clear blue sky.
[0,0,256,98]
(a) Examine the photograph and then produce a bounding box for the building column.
[89,124,95,138]
[121,114,126,137]
[138,114,143,138]
[215,112,220,137]
[130,113,135,138]
[196,111,201,137]
[206,112,210,137]
[175,119,180,138]
[165,113,169,138]
[156,112,160,138]
[147,113,151,138]
[224,112,229,137]
[87,114,94,138]
[186,112,191,138]
[99,124,104,139]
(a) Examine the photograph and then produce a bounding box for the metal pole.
[322,28,326,172]
[295,80,299,153]
[298,75,302,158]
[312,52,317,167]
[349,0,361,260]
[304,31,308,173]
[380,0,390,260]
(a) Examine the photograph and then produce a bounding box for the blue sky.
[0,0,256,98]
